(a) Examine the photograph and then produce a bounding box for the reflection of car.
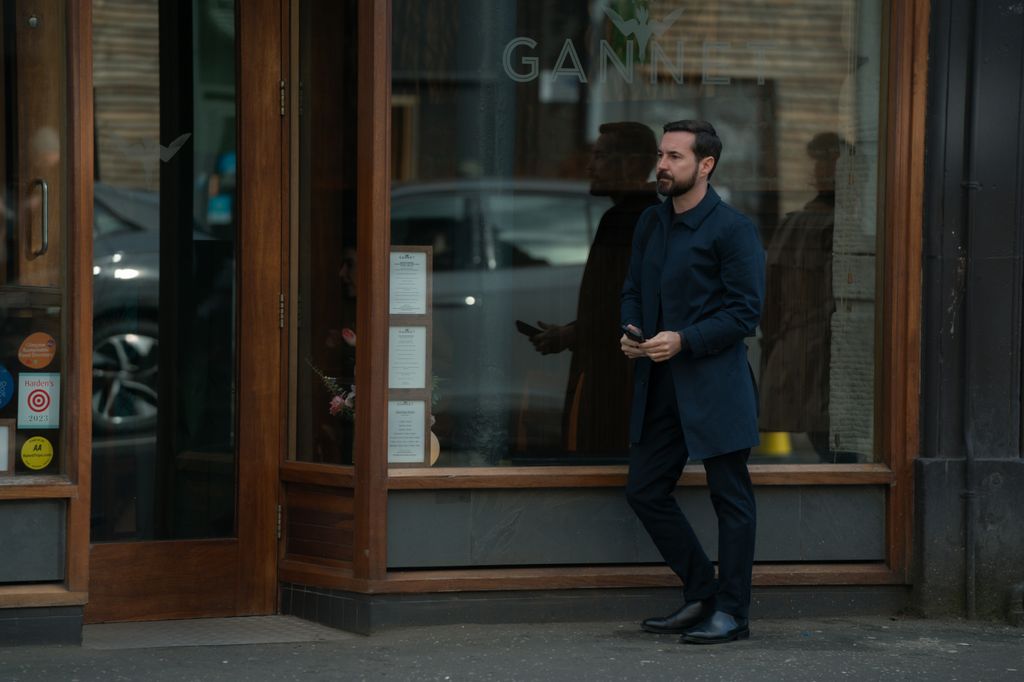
[92,182,233,436]
[92,182,161,434]
[91,182,236,540]
[391,179,611,462]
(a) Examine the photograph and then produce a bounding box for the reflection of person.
[620,120,764,644]
[759,132,844,461]
[530,122,659,454]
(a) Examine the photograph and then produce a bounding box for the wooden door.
[2,0,64,288]
[84,0,282,623]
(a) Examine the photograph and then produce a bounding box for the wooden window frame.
[281,0,928,594]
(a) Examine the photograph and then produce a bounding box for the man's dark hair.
[600,121,657,157]
[599,121,657,180]
[806,131,848,160]
[662,120,723,178]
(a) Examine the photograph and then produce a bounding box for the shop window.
[391,0,883,467]
[291,0,359,465]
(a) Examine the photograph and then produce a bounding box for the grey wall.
[918,0,1024,620]
[0,500,66,583]
[388,486,885,568]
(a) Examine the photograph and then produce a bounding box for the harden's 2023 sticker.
[17,373,60,429]
[0,365,13,410]
[18,332,57,369]
[21,436,54,470]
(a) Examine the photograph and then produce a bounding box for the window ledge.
[0,476,76,499]
[387,463,895,489]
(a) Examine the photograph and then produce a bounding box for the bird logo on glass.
[603,4,684,61]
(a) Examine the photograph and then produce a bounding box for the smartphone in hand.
[621,324,644,343]
[516,320,542,337]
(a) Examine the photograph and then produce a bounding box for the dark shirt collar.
[670,184,722,230]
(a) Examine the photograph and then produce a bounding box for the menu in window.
[389,326,427,389]
[387,400,425,464]
[388,246,433,466]
[389,251,428,315]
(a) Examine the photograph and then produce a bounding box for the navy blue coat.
[621,186,765,460]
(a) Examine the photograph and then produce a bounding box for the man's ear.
[700,156,716,179]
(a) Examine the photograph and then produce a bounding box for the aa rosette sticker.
[21,436,54,470]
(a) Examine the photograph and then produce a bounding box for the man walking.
[620,120,764,644]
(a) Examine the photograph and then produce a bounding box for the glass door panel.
[90,0,237,541]
[0,0,68,478]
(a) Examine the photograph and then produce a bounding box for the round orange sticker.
[18,332,57,369]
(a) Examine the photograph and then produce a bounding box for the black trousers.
[626,361,757,620]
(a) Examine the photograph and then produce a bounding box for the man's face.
[655,131,709,198]
[812,153,838,192]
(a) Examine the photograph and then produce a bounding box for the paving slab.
[0,616,1021,681]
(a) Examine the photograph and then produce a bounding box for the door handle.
[32,178,48,256]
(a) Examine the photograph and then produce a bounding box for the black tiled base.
[0,607,82,646]
[280,582,909,635]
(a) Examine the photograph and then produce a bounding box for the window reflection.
[392,0,882,466]
[292,0,359,465]
[91,0,238,540]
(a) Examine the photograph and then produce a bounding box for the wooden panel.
[387,464,895,489]
[0,482,75,500]
[285,483,354,562]
[85,540,238,623]
[0,584,87,608]
[352,0,391,581]
[235,0,285,615]
[281,461,356,488]
[280,559,902,594]
[880,0,929,581]
[65,0,94,598]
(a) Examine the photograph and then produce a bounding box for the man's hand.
[531,321,574,354]
[641,331,683,363]
[620,324,646,358]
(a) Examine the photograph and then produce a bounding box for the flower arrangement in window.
[308,328,357,421]
[308,327,440,421]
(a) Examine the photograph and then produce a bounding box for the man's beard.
[657,166,699,197]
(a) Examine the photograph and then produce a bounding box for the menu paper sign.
[388,326,427,389]
[389,251,427,315]
[388,400,425,464]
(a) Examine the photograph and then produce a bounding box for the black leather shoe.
[680,610,750,644]
[641,599,714,634]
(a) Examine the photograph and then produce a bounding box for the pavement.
[0,615,1021,681]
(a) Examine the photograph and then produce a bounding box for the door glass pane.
[291,0,359,465]
[91,0,237,541]
[0,0,68,478]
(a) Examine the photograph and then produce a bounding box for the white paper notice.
[390,251,427,315]
[389,326,427,389]
[0,425,8,471]
[388,400,425,464]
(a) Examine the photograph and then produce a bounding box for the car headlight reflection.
[114,268,141,280]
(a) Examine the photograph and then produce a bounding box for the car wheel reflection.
[92,319,159,433]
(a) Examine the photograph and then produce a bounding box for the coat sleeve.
[680,216,765,358]
[621,208,655,331]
